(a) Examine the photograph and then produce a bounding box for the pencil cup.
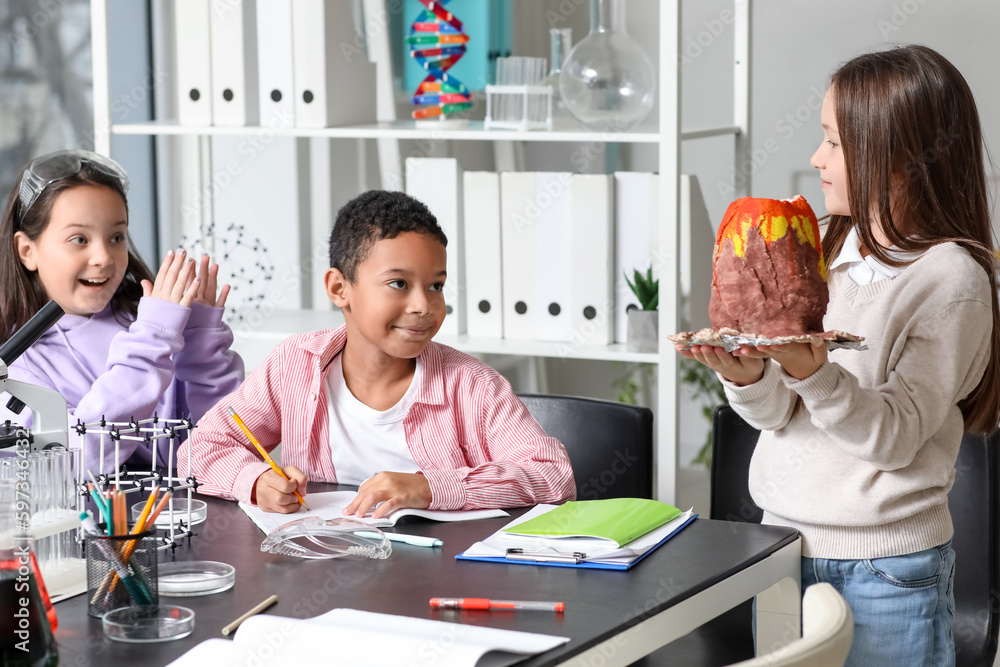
[85,532,158,618]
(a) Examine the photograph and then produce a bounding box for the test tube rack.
[484,56,553,132]
[484,85,554,132]
[4,445,88,603]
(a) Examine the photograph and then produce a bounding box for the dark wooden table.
[53,486,800,666]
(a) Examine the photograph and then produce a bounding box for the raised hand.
[343,472,432,520]
[141,249,199,307]
[190,254,231,308]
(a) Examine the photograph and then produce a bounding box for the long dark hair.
[0,163,154,341]
[821,44,1000,434]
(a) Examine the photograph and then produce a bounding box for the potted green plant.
[625,267,658,353]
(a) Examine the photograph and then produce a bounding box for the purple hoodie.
[2,297,244,474]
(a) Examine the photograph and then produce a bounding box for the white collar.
[828,226,924,285]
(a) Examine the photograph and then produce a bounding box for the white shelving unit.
[89,0,751,505]
[109,118,742,144]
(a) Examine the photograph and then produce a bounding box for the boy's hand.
[752,341,826,380]
[252,466,308,513]
[343,472,432,520]
[141,249,199,307]
[190,254,231,308]
[675,344,765,386]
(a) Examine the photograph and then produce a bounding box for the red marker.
[430,598,564,612]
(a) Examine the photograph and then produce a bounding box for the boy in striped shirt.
[180,190,575,517]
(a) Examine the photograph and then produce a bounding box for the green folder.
[502,498,682,548]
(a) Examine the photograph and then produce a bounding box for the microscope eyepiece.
[0,300,64,367]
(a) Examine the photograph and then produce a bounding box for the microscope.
[0,301,68,453]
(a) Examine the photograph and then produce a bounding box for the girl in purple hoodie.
[0,150,244,473]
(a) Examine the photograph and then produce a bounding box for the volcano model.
[709,196,828,337]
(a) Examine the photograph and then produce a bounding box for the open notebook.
[167,608,569,667]
[239,490,508,534]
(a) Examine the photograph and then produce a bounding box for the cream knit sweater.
[724,242,993,559]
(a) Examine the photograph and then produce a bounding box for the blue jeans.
[801,541,956,667]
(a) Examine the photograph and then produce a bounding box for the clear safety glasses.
[18,149,130,215]
[260,516,392,560]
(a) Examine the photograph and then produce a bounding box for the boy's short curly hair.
[328,190,448,282]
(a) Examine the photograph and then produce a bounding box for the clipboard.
[456,511,698,571]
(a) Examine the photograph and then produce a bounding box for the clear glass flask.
[559,0,656,131]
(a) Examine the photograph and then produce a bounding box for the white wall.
[678,0,1000,228]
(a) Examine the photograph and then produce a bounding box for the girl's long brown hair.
[821,45,1000,434]
[0,163,154,342]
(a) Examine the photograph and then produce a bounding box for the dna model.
[407,0,472,121]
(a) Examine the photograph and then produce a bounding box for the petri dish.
[132,498,207,528]
[158,560,236,597]
[102,605,196,643]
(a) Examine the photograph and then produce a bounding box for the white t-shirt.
[324,355,422,485]
[828,226,924,285]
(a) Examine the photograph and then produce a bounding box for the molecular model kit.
[76,415,204,554]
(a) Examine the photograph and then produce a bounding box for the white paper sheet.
[239,490,508,534]
[168,609,569,667]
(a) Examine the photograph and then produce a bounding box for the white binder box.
[292,0,376,128]
[256,0,295,129]
[463,172,504,339]
[209,0,259,126]
[175,0,213,126]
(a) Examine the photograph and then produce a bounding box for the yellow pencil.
[227,406,309,511]
[144,490,173,529]
[132,487,159,534]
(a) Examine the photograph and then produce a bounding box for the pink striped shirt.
[178,325,576,509]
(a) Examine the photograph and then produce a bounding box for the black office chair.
[640,404,1000,666]
[950,426,1000,667]
[701,404,1000,667]
[517,393,653,500]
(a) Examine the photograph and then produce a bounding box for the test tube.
[511,57,521,122]
[509,57,518,122]
[48,448,67,570]
[67,447,81,513]
[496,57,507,122]
[36,451,52,571]
[534,57,545,123]
[46,446,65,508]
[0,478,15,537]
[67,447,83,562]
[510,57,520,124]
[517,57,527,122]
[28,452,41,520]
[540,57,547,119]
[42,450,58,521]
[26,453,38,565]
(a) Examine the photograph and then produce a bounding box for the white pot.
[626,309,658,353]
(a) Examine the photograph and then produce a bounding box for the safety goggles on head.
[18,149,130,216]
